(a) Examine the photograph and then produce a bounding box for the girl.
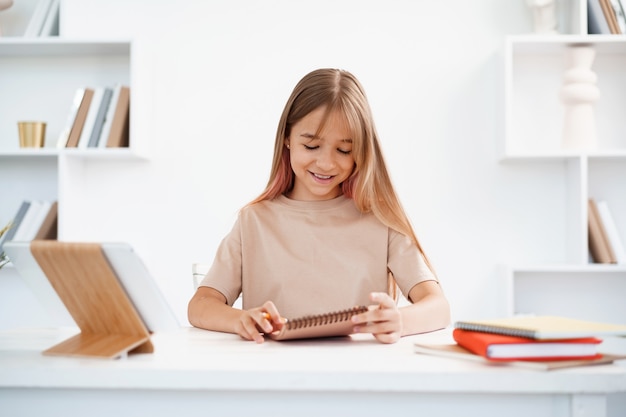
[188,68,450,344]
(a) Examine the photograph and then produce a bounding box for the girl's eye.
[304,145,319,150]
[338,149,352,155]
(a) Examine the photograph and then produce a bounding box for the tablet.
[3,241,75,327]
[100,242,179,332]
[4,241,179,333]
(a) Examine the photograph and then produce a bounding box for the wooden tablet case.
[30,241,153,359]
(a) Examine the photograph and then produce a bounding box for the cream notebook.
[454,316,626,340]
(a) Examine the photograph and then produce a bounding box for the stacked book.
[0,200,57,246]
[588,198,626,264]
[23,0,60,37]
[56,85,130,150]
[588,0,626,34]
[415,316,626,370]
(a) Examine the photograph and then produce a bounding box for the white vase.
[560,45,600,151]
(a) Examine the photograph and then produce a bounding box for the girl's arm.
[401,280,451,335]
[188,286,283,343]
[352,280,450,344]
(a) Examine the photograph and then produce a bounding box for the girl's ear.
[284,139,290,149]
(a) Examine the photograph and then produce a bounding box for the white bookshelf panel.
[0,40,130,153]
[510,268,626,324]
[504,36,626,157]
[0,156,58,228]
[502,27,626,322]
[0,39,136,242]
[588,158,626,249]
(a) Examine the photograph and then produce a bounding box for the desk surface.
[1,326,626,394]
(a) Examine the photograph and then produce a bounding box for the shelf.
[0,38,131,153]
[0,38,130,57]
[0,148,145,160]
[0,38,134,237]
[508,264,626,273]
[500,24,626,323]
[505,266,626,324]
[0,149,59,158]
[499,149,626,162]
[506,34,626,54]
[502,35,626,158]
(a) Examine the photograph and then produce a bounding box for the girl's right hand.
[235,301,284,343]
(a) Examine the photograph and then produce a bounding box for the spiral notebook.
[268,306,368,341]
[454,316,626,340]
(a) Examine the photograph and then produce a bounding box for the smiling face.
[285,106,355,201]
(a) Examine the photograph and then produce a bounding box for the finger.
[238,325,264,343]
[244,320,266,343]
[261,301,284,326]
[369,292,395,309]
[354,319,399,335]
[255,311,274,333]
[353,317,401,344]
[373,331,401,344]
[352,301,396,326]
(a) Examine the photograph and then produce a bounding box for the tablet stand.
[30,241,153,359]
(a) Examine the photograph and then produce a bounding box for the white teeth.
[313,173,332,179]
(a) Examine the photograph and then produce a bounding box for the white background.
[1,0,572,327]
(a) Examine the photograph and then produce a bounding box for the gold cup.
[18,121,46,148]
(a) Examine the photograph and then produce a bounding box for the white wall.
[8,0,568,327]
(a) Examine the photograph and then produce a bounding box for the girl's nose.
[315,150,336,171]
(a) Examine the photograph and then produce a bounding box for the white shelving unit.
[501,1,626,324]
[0,38,137,243]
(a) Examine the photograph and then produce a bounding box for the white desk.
[1,327,625,417]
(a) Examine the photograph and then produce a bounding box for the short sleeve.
[387,228,437,299]
[197,217,243,306]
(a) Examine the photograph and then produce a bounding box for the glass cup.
[191,263,210,290]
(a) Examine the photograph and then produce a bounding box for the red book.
[452,328,602,361]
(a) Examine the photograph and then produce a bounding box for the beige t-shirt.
[199,195,436,318]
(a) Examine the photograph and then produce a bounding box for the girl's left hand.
[351,292,402,344]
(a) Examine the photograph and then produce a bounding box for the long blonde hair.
[249,69,434,276]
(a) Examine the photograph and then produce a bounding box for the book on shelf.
[611,0,626,32]
[268,306,368,340]
[39,0,60,36]
[11,201,45,241]
[59,88,94,148]
[588,198,616,264]
[87,88,114,148]
[13,201,55,242]
[452,328,602,361]
[600,0,623,33]
[33,201,58,240]
[98,85,123,148]
[57,88,87,148]
[22,200,52,240]
[414,342,626,371]
[454,316,626,340]
[0,201,31,251]
[7,200,58,243]
[65,88,95,148]
[103,85,130,148]
[596,200,626,264]
[77,88,105,148]
[588,0,626,33]
[589,0,613,34]
[23,0,53,37]
[57,85,128,149]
